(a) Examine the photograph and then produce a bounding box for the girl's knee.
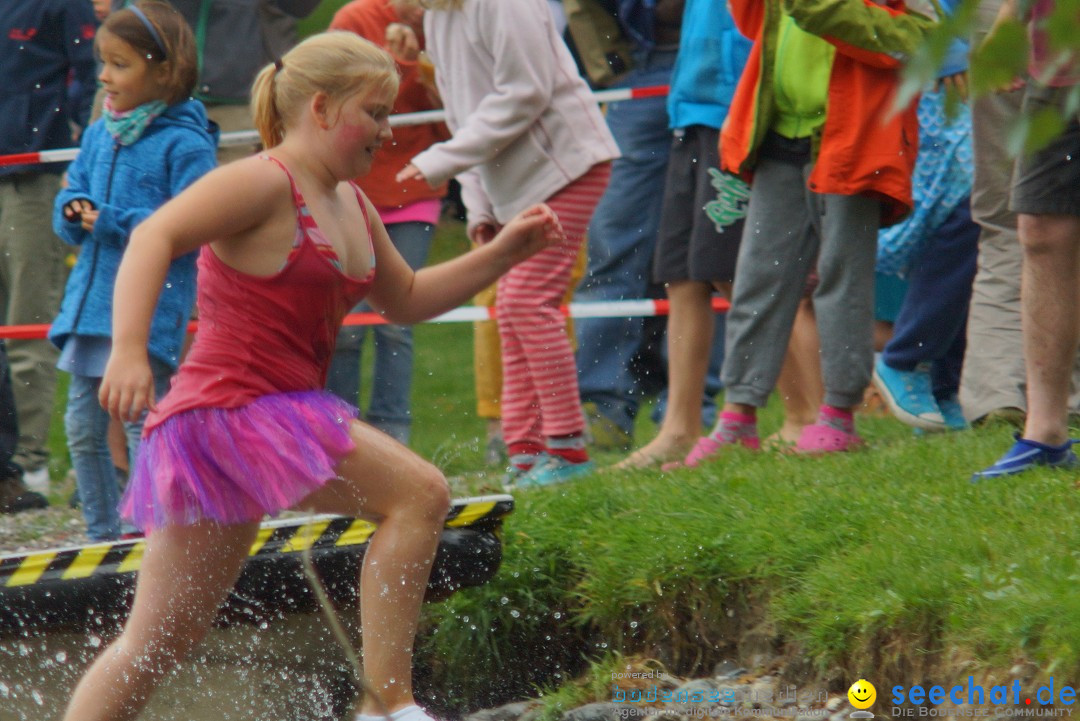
[414,464,451,521]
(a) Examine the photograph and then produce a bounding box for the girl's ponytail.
[251,61,285,149]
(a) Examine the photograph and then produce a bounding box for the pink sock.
[818,405,854,434]
[709,410,759,444]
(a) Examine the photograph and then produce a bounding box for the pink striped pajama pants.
[497,163,612,449]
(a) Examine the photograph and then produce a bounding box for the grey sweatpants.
[721,155,880,409]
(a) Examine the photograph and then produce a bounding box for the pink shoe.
[660,433,760,471]
[793,423,864,454]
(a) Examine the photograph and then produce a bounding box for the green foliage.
[969,18,1029,96]
[533,653,663,721]
[1046,0,1080,59]
[297,0,350,39]
[900,0,1080,154]
[1007,105,1066,156]
[896,0,978,109]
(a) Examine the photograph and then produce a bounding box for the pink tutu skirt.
[121,391,359,533]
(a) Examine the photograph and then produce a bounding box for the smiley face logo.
[848,679,877,709]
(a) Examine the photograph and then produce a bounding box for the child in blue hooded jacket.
[50,1,217,541]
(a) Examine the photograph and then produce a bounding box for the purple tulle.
[121,391,359,532]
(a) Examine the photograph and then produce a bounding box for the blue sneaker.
[936,396,969,431]
[971,433,1079,481]
[513,455,595,488]
[872,358,946,431]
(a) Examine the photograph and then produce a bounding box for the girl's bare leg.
[107,419,129,475]
[771,298,823,446]
[62,520,260,721]
[618,281,716,468]
[298,421,451,715]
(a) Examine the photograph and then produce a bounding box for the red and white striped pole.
[0,84,696,340]
[0,296,729,341]
[0,86,670,167]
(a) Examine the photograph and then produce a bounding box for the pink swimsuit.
[122,156,378,532]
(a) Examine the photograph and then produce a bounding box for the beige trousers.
[0,172,64,471]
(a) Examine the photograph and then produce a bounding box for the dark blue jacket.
[0,0,98,176]
[51,100,219,369]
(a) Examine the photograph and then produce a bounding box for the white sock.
[356,705,436,721]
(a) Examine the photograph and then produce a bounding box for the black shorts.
[1010,83,1080,216]
[652,125,743,284]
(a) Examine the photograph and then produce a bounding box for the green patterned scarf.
[103,96,168,146]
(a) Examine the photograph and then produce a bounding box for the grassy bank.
[418,411,1080,711]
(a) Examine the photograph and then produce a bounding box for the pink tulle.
[121,391,359,532]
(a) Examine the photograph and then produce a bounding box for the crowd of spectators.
[1,0,1078,516]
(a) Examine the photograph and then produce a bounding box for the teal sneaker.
[936,396,969,431]
[872,358,946,431]
[514,455,595,488]
[501,453,545,490]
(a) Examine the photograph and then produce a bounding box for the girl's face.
[330,88,395,177]
[97,29,170,112]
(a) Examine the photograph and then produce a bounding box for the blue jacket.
[935,0,968,78]
[51,100,219,369]
[0,0,98,176]
[666,0,753,130]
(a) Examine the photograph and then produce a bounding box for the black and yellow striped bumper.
[0,494,513,635]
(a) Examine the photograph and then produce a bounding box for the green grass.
[297,0,352,38]
[417,408,1080,711]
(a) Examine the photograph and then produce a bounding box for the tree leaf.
[971,19,1030,96]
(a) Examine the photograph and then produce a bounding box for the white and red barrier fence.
[0,85,670,168]
[0,297,730,341]
[0,85,698,340]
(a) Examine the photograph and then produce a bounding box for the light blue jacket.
[936,0,969,78]
[51,99,218,369]
[666,0,753,130]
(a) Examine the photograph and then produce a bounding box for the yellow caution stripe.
[0,494,514,589]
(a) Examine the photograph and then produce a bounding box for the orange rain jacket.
[720,0,936,226]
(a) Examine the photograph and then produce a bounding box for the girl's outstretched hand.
[99,348,157,423]
[490,204,565,265]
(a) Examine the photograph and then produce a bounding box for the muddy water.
[0,613,358,721]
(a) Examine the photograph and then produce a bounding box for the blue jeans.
[882,200,979,399]
[327,221,434,444]
[574,50,677,434]
[65,360,173,541]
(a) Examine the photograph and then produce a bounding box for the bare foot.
[613,434,697,469]
[763,422,806,452]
